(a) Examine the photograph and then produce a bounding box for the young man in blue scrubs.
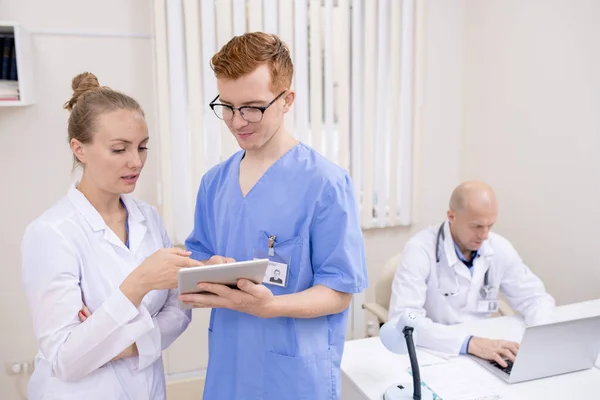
[180,32,368,399]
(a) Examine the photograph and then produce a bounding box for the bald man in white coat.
[389,181,555,368]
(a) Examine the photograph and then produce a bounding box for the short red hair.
[210,32,293,93]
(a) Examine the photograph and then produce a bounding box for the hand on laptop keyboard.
[467,336,520,368]
[490,359,514,375]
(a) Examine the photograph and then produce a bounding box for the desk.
[341,299,600,400]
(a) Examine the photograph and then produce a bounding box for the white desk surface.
[342,299,600,400]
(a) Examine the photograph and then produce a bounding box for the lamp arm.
[403,326,421,400]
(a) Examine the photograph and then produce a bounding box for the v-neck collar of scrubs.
[235,143,302,200]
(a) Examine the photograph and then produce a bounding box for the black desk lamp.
[379,311,434,400]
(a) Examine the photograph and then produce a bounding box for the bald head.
[447,181,498,252]
[449,180,498,213]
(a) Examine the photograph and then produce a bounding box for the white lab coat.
[388,221,555,355]
[21,184,191,400]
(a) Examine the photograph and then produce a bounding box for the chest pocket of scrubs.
[254,231,306,294]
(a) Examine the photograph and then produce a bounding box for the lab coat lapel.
[67,184,148,253]
[67,184,106,232]
[475,239,495,283]
[479,239,494,258]
[68,183,129,252]
[103,229,128,250]
[120,194,147,254]
[68,184,126,251]
[442,221,472,283]
[127,220,147,255]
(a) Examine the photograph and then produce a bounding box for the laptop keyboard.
[490,359,514,375]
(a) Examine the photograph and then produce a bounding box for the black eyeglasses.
[209,90,287,123]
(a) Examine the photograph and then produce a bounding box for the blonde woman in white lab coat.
[388,181,555,368]
[21,72,202,400]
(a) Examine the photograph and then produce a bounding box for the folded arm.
[23,224,157,381]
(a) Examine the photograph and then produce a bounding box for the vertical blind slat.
[309,0,323,152]
[361,0,377,227]
[293,0,310,143]
[159,0,416,234]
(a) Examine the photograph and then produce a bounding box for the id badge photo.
[254,234,291,288]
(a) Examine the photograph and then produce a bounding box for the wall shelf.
[0,21,35,106]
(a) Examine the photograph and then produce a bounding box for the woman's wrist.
[120,271,148,307]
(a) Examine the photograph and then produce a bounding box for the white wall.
[0,1,157,399]
[461,0,600,305]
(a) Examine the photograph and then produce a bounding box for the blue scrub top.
[186,143,368,400]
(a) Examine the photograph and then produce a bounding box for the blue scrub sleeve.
[460,335,472,354]
[310,175,368,294]
[185,178,215,261]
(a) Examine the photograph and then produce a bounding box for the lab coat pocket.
[263,349,333,400]
[46,366,124,399]
[254,231,305,293]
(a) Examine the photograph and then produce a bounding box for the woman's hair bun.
[64,72,101,111]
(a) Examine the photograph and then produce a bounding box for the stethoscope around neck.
[435,222,490,297]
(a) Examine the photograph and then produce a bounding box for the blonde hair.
[64,72,145,167]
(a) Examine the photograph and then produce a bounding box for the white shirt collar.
[67,181,146,232]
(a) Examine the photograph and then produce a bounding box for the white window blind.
[152,0,416,244]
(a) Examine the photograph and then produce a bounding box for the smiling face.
[216,64,293,152]
[210,33,296,154]
[70,109,149,196]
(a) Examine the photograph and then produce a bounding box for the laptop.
[469,314,600,384]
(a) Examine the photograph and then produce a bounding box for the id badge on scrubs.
[477,285,499,313]
[254,235,290,288]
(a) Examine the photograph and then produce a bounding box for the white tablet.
[177,258,269,303]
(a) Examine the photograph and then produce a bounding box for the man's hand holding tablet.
[178,257,274,316]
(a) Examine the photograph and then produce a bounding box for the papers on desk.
[408,359,506,400]
[413,349,454,366]
[419,347,458,361]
